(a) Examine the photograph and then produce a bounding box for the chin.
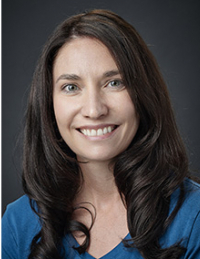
[76,150,121,164]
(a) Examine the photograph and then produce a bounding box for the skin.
[53,37,139,257]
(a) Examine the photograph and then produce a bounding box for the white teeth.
[108,126,112,133]
[80,126,115,136]
[97,129,103,136]
[82,129,87,135]
[103,127,107,134]
[91,129,96,136]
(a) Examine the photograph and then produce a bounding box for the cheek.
[127,104,138,122]
[114,92,138,121]
[120,96,139,135]
[53,98,71,129]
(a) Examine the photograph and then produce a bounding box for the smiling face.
[53,37,139,163]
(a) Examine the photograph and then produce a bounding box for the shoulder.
[3,195,35,215]
[161,178,200,257]
[2,195,40,230]
[169,178,200,213]
[2,195,41,259]
[174,178,200,214]
[184,177,200,201]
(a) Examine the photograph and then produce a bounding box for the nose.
[81,89,108,119]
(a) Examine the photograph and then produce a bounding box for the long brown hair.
[23,9,188,258]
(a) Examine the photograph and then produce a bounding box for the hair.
[22,9,189,259]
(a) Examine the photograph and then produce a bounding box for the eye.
[62,84,79,93]
[107,79,124,89]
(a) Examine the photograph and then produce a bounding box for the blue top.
[2,178,200,259]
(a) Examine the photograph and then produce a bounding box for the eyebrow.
[56,74,81,83]
[103,70,120,78]
[55,70,120,83]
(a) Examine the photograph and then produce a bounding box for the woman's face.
[53,37,139,163]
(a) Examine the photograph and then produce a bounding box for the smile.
[79,125,117,137]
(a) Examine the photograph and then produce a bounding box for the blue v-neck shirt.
[2,178,200,259]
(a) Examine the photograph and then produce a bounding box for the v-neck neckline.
[67,233,131,259]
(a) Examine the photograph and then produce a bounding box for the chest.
[73,205,129,258]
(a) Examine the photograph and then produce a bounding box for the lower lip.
[77,127,118,141]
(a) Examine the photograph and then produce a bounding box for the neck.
[75,160,120,209]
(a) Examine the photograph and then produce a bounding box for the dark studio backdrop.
[2,0,200,213]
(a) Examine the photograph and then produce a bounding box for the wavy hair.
[22,9,188,259]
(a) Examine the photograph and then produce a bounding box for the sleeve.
[184,210,200,259]
[2,209,18,259]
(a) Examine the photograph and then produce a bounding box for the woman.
[2,9,200,259]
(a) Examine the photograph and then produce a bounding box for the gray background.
[2,0,200,213]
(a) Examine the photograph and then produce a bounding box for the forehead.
[56,37,111,57]
[53,37,118,77]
